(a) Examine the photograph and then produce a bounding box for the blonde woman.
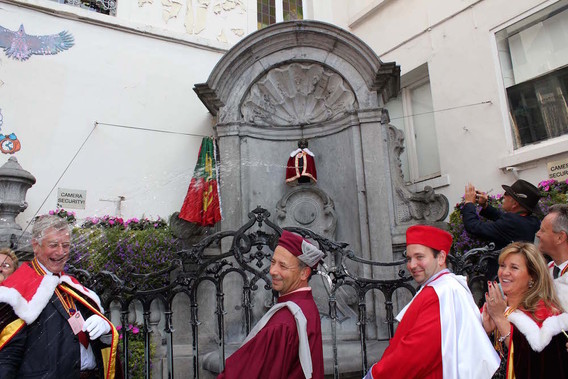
[482,242,568,378]
[0,248,18,284]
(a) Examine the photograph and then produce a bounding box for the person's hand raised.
[481,302,495,333]
[464,183,477,204]
[485,281,507,320]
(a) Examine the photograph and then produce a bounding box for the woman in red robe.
[483,242,568,378]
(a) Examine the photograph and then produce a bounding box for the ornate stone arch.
[194,20,448,264]
[195,21,399,124]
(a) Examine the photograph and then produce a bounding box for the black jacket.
[461,203,541,250]
[0,292,107,379]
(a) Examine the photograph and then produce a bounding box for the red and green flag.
[179,137,222,226]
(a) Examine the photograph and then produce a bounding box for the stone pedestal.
[0,157,36,260]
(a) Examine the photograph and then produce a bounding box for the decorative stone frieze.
[275,184,337,239]
[241,63,356,127]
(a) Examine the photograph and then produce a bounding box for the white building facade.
[347,0,568,208]
[1,0,566,227]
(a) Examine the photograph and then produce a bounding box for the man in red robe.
[0,215,121,379]
[365,225,500,379]
[217,230,325,379]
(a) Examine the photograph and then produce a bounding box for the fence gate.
[69,206,499,379]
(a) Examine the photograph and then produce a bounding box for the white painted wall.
[0,2,224,228]
[3,0,566,231]
[347,0,568,211]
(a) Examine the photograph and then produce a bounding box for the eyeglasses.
[0,254,13,270]
[46,242,71,250]
[0,262,12,269]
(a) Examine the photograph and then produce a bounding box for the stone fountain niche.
[195,20,448,262]
[194,21,448,370]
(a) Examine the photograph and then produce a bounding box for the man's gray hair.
[32,215,71,244]
[549,204,568,236]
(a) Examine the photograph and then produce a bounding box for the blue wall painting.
[0,24,74,61]
[0,110,21,154]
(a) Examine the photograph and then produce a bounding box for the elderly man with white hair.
[0,215,121,379]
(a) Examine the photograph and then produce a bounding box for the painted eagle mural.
[0,24,74,61]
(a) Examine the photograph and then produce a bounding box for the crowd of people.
[0,178,567,378]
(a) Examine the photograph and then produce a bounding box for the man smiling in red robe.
[217,230,325,379]
[365,225,500,379]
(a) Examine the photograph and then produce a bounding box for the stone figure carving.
[286,139,317,186]
[387,124,449,223]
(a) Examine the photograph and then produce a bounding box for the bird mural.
[0,24,74,61]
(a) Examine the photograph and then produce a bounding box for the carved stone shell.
[241,63,356,127]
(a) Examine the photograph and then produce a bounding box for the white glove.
[82,315,111,340]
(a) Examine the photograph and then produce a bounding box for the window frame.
[494,0,568,150]
[386,64,442,185]
[257,0,305,29]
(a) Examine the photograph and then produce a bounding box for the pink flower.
[132,326,140,334]
[49,210,55,215]
[109,220,115,225]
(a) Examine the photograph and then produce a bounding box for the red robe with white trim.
[370,286,443,378]
[286,148,317,185]
[0,262,121,379]
[366,271,499,379]
[217,289,324,379]
[506,301,568,379]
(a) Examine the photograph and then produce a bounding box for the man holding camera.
[461,179,541,251]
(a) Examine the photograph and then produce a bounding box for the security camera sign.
[547,158,568,181]
[57,188,86,209]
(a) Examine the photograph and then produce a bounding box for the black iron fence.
[68,206,498,379]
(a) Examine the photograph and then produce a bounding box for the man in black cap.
[461,179,541,252]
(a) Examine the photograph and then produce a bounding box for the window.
[384,64,441,184]
[49,0,116,16]
[257,0,303,29]
[496,1,568,148]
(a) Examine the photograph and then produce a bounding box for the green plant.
[68,215,181,288]
[117,323,155,378]
[47,208,77,224]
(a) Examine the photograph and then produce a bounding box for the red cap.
[406,225,452,253]
[278,230,302,256]
[277,230,323,268]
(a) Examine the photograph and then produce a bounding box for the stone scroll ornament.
[286,139,317,186]
[0,110,20,155]
[0,24,74,61]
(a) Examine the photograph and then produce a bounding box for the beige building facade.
[0,0,566,227]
